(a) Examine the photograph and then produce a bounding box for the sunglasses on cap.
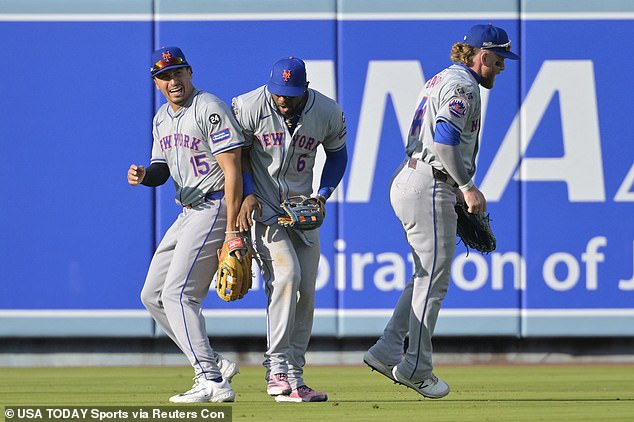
[481,40,511,51]
[151,56,188,75]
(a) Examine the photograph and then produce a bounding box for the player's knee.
[159,287,184,307]
[140,287,159,310]
[272,271,301,290]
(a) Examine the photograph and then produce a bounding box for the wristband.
[317,186,334,200]
[459,179,475,192]
[242,171,254,196]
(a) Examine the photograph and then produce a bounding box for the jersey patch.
[211,128,232,143]
[338,112,347,139]
[448,97,468,118]
[209,113,222,125]
[338,126,347,140]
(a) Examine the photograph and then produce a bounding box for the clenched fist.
[127,164,146,186]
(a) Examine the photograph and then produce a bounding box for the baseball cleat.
[266,373,292,396]
[275,385,328,402]
[363,350,395,381]
[169,377,235,403]
[391,367,450,399]
[216,354,239,382]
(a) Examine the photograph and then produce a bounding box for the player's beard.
[273,93,307,118]
[276,100,299,118]
[481,75,495,89]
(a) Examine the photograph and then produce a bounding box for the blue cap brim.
[491,48,520,60]
[267,82,306,97]
[151,64,190,77]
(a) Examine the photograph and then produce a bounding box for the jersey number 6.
[297,154,307,172]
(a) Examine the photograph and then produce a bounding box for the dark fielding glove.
[454,203,496,253]
[277,196,324,230]
[215,235,253,301]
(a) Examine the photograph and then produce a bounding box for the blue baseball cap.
[464,24,520,60]
[267,56,307,97]
[150,46,190,77]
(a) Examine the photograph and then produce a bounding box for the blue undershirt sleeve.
[434,120,461,146]
[242,171,254,196]
[318,146,348,199]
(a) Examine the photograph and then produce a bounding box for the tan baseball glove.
[215,235,253,301]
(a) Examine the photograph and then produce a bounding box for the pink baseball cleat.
[267,373,292,396]
[275,385,328,402]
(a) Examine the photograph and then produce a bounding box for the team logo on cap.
[282,69,292,82]
[162,51,172,62]
[448,97,468,118]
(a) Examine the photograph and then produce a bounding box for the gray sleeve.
[322,105,347,152]
[436,82,474,133]
[231,96,254,149]
[201,100,244,155]
[150,112,166,163]
[435,143,470,187]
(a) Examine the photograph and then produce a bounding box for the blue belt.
[205,190,224,201]
[184,190,224,208]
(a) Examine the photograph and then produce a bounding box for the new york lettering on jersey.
[253,127,323,153]
[290,134,319,152]
[159,133,204,151]
[255,131,285,147]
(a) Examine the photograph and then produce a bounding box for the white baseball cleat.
[169,377,235,403]
[363,350,395,381]
[391,367,450,399]
[216,354,239,383]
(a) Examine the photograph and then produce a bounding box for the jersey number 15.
[190,154,210,177]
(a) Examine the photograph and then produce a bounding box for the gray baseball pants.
[140,198,226,380]
[369,158,457,380]
[254,222,320,389]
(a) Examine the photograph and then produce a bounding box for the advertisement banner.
[1,1,632,337]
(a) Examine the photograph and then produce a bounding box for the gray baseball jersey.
[141,88,244,381]
[367,63,482,383]
[232,86,346,225]
[406,63,482,177]
[152,89,244,206]
[231,85,346,389]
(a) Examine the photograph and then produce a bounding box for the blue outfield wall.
[1,0,633,338]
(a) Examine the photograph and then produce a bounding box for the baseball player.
[363,24,519,398]
[127,46,245,403]
[232,57,347,402]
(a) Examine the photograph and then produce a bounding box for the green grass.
[1,364,633,421]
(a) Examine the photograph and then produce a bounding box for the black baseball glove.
[454,203,496,253]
